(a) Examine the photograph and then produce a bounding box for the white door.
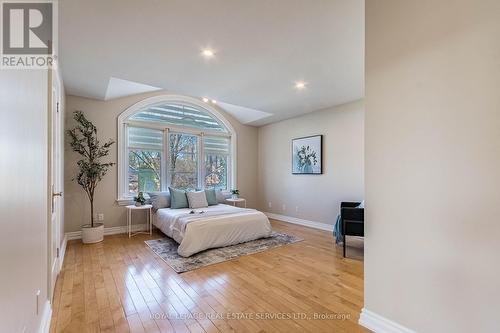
[49,71,62,300]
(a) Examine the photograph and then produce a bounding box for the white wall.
[0,71,50,333]
[364,1,500,332]
[64,92,259,233]
[258,101,364,225]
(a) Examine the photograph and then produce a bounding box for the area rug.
[145,232,303,273]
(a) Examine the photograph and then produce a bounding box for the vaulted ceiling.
[59,0,364,126]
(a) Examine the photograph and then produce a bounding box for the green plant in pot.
[231,189,240,199]
[68,111,115,244]
[134,192,146,206]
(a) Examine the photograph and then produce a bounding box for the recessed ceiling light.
[202,49,215,58]
[211,99,217,104]
[202,97,209,103]
[295,81,307,89]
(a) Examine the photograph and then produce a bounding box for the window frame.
[167,131,200,191]
[117,95,237,205]
[126,126,164,194]
[203,135,231,191]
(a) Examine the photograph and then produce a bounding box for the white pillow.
[186,191,208,209]
[146,191,170,211]
[216,189,232,203]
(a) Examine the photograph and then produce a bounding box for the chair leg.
[343,234,346,257]
[342,219,346,258]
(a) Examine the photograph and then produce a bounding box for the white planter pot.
[81,223,104,244]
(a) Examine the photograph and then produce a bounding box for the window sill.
[116,197,135,206]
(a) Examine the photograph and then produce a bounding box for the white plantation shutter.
[204,136,230,154]
[128,127,163,150]
[130,103,227,132]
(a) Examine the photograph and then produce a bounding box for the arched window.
[117,95,236,204]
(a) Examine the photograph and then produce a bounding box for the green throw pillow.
[169,187,188,209]
[205,188,217,206]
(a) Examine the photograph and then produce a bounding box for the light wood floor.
[50,220,367,333]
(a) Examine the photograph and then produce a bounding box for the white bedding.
[153,204,272,257]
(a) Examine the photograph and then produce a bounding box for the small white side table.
[226,198,247,208]
[126,204,152,238]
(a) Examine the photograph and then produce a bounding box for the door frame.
[47,64,64,302]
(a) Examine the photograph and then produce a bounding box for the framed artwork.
[292,135,323,174]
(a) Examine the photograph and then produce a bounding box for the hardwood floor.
[50,220,367,333]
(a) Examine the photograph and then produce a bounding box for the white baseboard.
[359,308,416,333]
[38,300,52,333]
[264,212,334,232]
[58,235,67,272]
[65,223,148,240]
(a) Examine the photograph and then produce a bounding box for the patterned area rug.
[145,232,303,273]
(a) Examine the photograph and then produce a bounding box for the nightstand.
[126,204,152,238]
[225,198,247,208]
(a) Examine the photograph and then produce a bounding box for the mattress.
[153,204,272,257]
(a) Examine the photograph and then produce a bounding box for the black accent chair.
[341,202,364,257]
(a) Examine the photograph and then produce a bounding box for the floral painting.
[292,135,322,174]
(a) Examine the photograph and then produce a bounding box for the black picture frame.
[291,135,323,174]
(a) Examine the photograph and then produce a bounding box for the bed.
[153,204,272,257]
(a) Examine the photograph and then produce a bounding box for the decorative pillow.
[169,187,189,209]
[146,191,170,212]
[204,188,218,206]
[186,191,209,209]
[215,189,232,203]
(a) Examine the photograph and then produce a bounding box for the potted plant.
[134,192,146,206]
[231,189,240,199]
[68,111,115,244]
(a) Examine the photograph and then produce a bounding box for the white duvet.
[153,204,272,257]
